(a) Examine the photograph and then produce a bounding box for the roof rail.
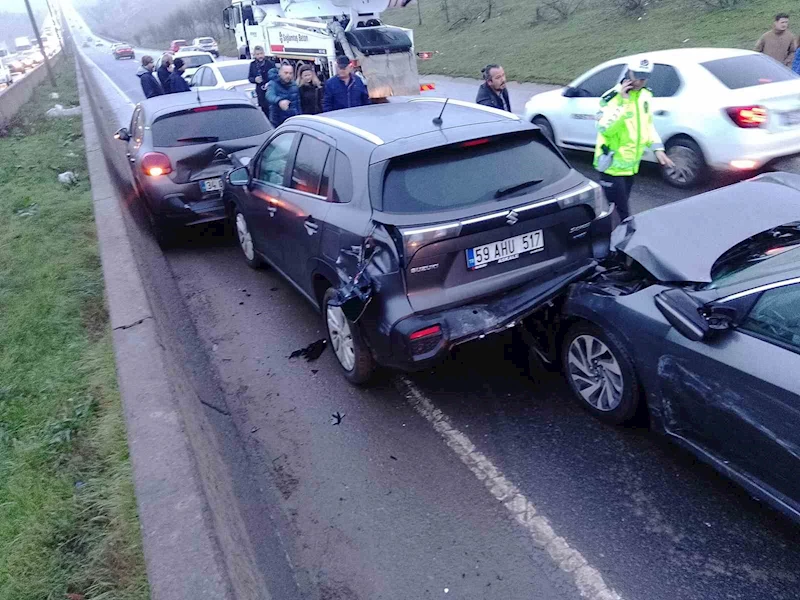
[409,97,521,121]
[291,114,385,145]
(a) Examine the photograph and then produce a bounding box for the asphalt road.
[76,34,800,600]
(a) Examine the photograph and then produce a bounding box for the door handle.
[304,217,319,236]
[267,206,277,217]
[655,110,669,116]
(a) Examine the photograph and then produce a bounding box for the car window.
[332,151,353,204]
[381,132,570,213]
[740,283,800,351]
[648,64,681,97]
[219,64,250,83]
[708,226,800,289]
[129,106,141,135]
[191,67,204,86]
[151,106,270,147]
[701,54,798,89]
[255,132,297,186]
[290,135,331,197]
[180,54,213,69]
[320,152,332,198]
[574,65,624,97]
[133,109,145,149]
[205,69,218,87]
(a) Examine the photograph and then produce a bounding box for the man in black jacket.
[137,55,163,99]
[157,53,173,94]
[248,45,276,117]
[168,58,191,93]
[476,64,511,113]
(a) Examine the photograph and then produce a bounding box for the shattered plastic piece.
[289,339,327,361]
[46,104,81,118]
[15,204,39,217]
[58,171,78,185]
[331,411,344,425]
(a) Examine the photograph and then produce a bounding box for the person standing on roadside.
[322,56,370,112]
[157,52,173,94]
[297,64,323,115]
[756,13,796,67]
[248,45,276,117]
[594,58,675,221]
[137,55,163,99]
[266,63,300,127]
[168,57,191,93]
[476,64,511,112]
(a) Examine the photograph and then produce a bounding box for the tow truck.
[222,0,431,99]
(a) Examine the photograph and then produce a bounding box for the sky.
[3,0,52,13]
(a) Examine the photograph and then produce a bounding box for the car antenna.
[432,98,449,126]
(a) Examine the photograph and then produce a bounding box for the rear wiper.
[176,136,219,143]
[494,179,544,199]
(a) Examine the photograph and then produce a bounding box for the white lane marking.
[395,376,624,600]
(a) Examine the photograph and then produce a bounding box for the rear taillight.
[725,106,767,128]
[461,138,490,148]
[193,105,218,112]
[141,152,172,177]
[409,325,443,356]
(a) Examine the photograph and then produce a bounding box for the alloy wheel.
[665,145,700,186]
[236,213,254,261]
[566,334,624,412]
[327,305,356,371]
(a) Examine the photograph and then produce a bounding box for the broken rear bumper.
[378,260,598,371]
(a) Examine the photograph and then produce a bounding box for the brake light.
[141,152,172,177]
[461,138,490,148]
[193,105,218,112]
[410,325,442,340]
[725,106,767,128]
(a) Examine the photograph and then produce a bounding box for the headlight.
[557,180,610,219]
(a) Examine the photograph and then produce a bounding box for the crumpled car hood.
[611,172,800,283]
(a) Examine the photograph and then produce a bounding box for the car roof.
[210,59,249,69]
[139,90,257,121]
[174,50,214,58]
[611,47,754,67]
[291,98,520,146]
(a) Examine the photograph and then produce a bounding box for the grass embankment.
[0,66,148,599]
[387,0,795,84]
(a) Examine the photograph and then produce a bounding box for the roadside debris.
[46,104,81,118]
[49,92,59,99]
[58,171,78,185]
[15,203,39,217]
[289,339,327,361]
[331,411,344,425]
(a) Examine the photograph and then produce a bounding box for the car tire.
[149,213,174,249]
[561,321,641,425]
[323,287,375,385]
[234,208,263,269]
[131,54,135,60]
[532,116,555,144]
[662,137,706,189]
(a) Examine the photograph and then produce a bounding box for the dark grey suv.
[224,99,617,383]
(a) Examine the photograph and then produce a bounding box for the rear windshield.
[152,106,269,147]
[198,38,214,44]
[219,64,250,82]
[381,133,569,213]
[701,54,797,89]
[180,54,213,68]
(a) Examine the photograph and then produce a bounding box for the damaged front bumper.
[382,260,598,370]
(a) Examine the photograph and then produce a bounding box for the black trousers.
[599,174,635,221]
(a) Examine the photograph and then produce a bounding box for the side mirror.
[114,127,130,141]
[563,86,579,98]
[654,288,710,342]
[227,166,250,187]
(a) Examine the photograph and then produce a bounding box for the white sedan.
[189,60,258,105]
[156,50,215,83]
[523,48,800,188]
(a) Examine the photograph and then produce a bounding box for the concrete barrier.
[0,52,63,130]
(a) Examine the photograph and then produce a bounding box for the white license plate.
[466,230,544,270]
[200,177,223,193]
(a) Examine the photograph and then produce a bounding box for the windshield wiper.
[176,136,219,143]
[494,179,544,199]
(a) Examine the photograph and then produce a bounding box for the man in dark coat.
[322,55,370,112]
[476,64,511,113]
[248,45,276,117]
[266,63,300,127]
[137,55,163,99]
[168,58,191,93]
[157,53,173,94]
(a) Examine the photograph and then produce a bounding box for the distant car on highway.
[224,99,615,384]
[111,43,135,60]
[169,39,189,53]
[188,60,256,104]
[192,37,219,57]
[523,48,800,189]
[112,90,271,245]
[550,172,800,523]
[157,50,215,82]
[7,59,26,75]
